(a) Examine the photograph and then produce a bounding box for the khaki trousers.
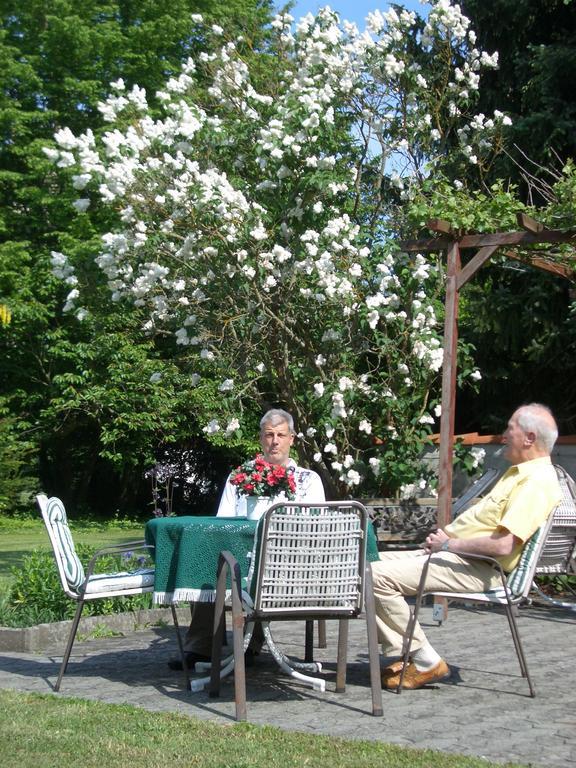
[182,602,265,656]
[371,549,502,656]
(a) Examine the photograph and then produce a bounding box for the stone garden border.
[0,606,190,652]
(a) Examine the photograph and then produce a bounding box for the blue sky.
[275,1,429,29]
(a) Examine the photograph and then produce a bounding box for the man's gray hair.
[516,403,558,453]
[260,408,295,433]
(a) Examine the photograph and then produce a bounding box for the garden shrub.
[0,544,153,628]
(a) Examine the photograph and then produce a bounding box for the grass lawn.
[0,689,529,768]
[0,519,146,593]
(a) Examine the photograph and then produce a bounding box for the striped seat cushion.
[84,568,155,595]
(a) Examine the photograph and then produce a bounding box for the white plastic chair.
[203,501,383,721]
[37,494,185,690]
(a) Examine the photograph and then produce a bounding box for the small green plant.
[77,624,124,642]
[535,572,576,596]
[0,545,153,628]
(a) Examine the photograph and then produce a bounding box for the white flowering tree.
[45,2,511,498]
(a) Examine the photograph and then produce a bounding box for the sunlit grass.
[0,689,529,768]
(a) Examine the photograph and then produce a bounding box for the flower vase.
[246,495,270,521]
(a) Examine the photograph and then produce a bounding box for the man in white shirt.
[168,408,325,670]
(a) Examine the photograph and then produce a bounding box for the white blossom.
[225,418,240,436]
[345,469,361,486]
[368,457,381,476]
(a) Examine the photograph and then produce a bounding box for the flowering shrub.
[45,3,510,497]
[229,454,297,499]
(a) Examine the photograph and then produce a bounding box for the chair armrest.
[444,550,509,590]
[416,550,509,598]
[84,542,155,581]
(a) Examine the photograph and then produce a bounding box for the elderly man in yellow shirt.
[373,402,561,690]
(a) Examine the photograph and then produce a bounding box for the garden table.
[145,513,380,605]
[145,510,380,691]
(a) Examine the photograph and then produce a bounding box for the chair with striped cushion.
[37,494,171,691]
[397,502,559,697]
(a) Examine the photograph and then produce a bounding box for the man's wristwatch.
[440,539,450,551]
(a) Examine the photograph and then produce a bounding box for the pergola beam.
[456,245,500,290]
[517,211,544,233]
[504,250,575,280]
[401,227,576,252]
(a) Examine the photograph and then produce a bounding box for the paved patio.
[0,602,574,767]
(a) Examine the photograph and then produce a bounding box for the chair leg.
[55,598,84,691]
[305,619,314,662]
[209,561,230,699]
[230,596,247,721]
[317,619,327,648]
[503,605,535,697]
[171,604,190,690]
[364,565,384,716]
[207,553,247,720]
[397,554,432,694]
[335,620,349,692]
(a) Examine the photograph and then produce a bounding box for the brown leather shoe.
[382,659,450,690]
[380,659,405,683]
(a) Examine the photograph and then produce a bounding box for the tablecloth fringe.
[152,588,217,605]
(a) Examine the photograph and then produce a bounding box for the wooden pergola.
[401,212,576,534]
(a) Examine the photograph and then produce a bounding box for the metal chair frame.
[204,501,383,721]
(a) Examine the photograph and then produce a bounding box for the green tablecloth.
[145,516,257,604]
[145,514,380,605]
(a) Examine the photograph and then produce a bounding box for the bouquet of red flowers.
[229,454,296,499]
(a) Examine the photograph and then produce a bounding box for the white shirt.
[216,458,326,518]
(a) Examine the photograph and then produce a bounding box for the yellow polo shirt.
[445,457,561,572]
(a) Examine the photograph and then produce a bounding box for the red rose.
[231,471,246,486]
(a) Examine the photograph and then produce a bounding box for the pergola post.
[436,241,460,529]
